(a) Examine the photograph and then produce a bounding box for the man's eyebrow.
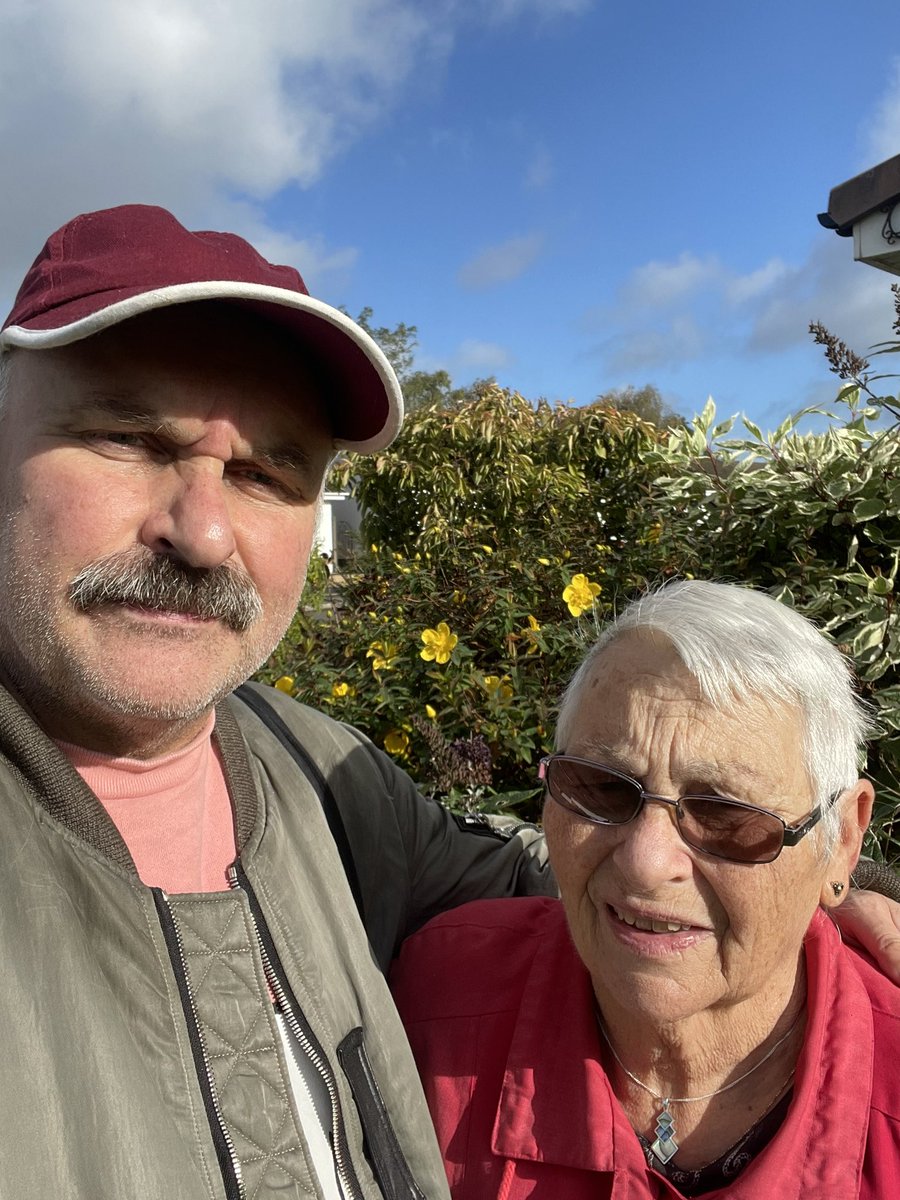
[76,393,316,474]
[252,444,315,475]
[75,393,167,428]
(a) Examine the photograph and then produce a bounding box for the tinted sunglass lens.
[680,797,784,863]
[549,760,641,823]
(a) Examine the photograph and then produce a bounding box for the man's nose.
[140,461,237,569]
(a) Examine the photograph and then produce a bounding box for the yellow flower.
[420,622,458,664]
[274,676,295,694]
[537,557,551,566]
[331,681,355,699]
[366,640,400,671]
[424,704,437,720]
[384,729,410,756]
[483,674,514,702]
[562,573,601,618]
[370,543,379,554]
[522,613,542,654]
[480,545,494,555]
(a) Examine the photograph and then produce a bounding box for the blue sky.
[1,0,898,427]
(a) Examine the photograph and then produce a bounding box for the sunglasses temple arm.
[780,804,824,847]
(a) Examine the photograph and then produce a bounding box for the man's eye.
[230,466,303,499]
[232,465,280,489]
[245,468,278,486]
[84,430,148,448]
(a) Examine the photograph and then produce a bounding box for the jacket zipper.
[227,862,364,1200]
[152,889,245,1200]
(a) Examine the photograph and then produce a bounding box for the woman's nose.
[612,795,694,886]
[139,461,237,569]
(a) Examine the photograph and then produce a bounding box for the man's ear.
[820,779,875,909]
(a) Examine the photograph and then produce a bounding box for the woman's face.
[544,631,860,1028]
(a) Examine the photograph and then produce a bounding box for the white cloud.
[866,56,900,165]
[603,314,708,375]
[583,235,897,380]
[0,0,440,299]
[622,252,723,308]
[749,237,896,357]
[724,258,789,305]
[457,232,544,290]
[456,339,512,371]
[0,0,584,304]
[489,0,593,17]
[525,146,554,189]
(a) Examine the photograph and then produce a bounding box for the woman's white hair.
[555,579,874,854]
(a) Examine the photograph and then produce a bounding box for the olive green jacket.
[0,682,553,1200]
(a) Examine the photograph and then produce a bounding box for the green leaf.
[696,397,716,431]
[852,622,887,656]
[853,498,885,521]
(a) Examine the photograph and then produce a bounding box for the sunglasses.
[539,755,836,864]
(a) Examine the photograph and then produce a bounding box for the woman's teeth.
[613,907,692,933]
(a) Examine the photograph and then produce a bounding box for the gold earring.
[831,881,845,897]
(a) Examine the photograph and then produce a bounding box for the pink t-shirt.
[56,715,237,894]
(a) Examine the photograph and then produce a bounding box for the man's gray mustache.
[68,553,263,633]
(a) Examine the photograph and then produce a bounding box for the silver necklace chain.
[596,1007,804,1106]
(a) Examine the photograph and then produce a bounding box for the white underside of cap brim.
[0,280,403,454]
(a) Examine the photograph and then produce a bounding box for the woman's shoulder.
[400,896,566,963]
[840,941,900,1132]
[862,977,900,1191]
[390,897,569,1021]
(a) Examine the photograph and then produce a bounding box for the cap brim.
[0,280,403,454]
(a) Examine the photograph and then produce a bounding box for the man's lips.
[107,602,219,624]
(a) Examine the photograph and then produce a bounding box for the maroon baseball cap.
[0,204,403,453]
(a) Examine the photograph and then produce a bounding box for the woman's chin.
[587,903,724,1026]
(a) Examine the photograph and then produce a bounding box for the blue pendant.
[650,1103,679,1165]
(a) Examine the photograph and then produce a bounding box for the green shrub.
[258,309,900,860]
[258,385,661,819]
[641,394,900,860]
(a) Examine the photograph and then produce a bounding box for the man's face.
[0,306,334,755]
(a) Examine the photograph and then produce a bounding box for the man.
[0,205,895,1200]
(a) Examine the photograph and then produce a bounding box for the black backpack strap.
[234,684,366,925]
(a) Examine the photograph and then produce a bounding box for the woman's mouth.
[604,903,712,955]
[611,905,694,934]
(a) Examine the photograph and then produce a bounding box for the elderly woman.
[391,581,900,1198]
